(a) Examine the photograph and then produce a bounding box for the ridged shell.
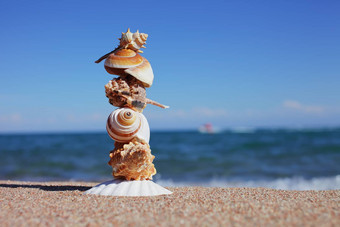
[119,28,148,53]
[106,108,150,143]
[109,140,156,181]
[84,179,172,196]
[104,49,154,87]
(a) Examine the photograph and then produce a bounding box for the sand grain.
[0,180,339,226]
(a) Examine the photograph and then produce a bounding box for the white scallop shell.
[106,108,150,143]
[84,179,172,196]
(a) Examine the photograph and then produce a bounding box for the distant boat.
[198,123,219,134]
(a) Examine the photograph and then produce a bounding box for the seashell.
[104,49,154,87]
[109,140,156,181]
[105,77,169,112]
[104,49,143,73]
[95,29,153,87]
[124,57,153,87]
[84,179,172,196]
[119,28,148,53]
[106,108,150,143]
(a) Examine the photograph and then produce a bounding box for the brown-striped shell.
[104,49,154,87]
[106,108,150,143]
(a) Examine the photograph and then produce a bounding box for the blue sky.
[0,0,339,132]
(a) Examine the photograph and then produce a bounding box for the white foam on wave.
[156,175,340,190]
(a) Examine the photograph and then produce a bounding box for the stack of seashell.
[95,28,168,181]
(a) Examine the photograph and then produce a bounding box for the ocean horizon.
[1,128,339,190]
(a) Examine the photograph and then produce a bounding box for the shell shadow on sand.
[0,183,91,192]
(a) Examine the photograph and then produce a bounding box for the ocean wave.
[156,175,340,190]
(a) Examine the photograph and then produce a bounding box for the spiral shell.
[106,108,150,143]
[119,28,148,53]
[104,49,154,87]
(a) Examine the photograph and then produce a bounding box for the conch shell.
[106,108,150,143]
[108,140,156,181]
[119,28,148,53]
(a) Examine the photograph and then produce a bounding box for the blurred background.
[0,0,339,189]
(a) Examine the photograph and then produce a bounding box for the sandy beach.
[0,180,339,226]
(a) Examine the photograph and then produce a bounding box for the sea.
[1,128,339,190]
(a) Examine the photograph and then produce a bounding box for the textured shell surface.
[109,140,156,181]
[84,179,172,196]
[105,77,148,112]
[106,108,150,143]
[119,28,148,53]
